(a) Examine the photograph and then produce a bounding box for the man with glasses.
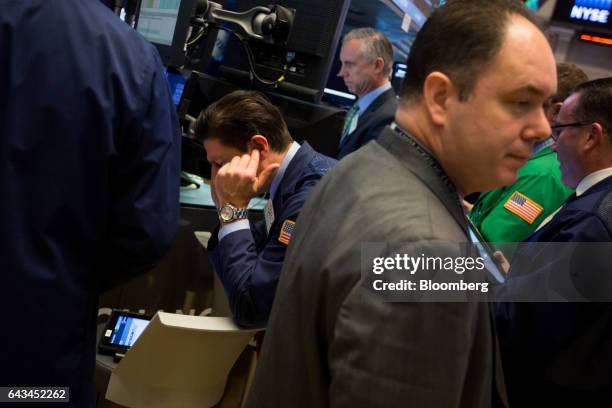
[469,63,587,252]
[498,77,612,406]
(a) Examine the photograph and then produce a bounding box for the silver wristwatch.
[218,203,249,223]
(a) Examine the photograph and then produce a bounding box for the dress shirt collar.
[576,167,612,196]
[268,141,301,201]
[357,82,392,114]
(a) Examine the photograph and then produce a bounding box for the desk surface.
[180,177,267,210]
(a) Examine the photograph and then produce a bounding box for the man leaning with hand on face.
[194,90,336,328]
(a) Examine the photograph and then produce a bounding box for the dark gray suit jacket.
[247,126,507,407]
[336,88,397,160]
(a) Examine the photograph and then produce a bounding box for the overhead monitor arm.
[194,0,294,45]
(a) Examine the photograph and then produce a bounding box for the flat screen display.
[165,70,186,106]
[137,0,181,46]
[109,315,150,347]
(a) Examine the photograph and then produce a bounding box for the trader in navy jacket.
[498,78,612,407]
[0,0,180,405]
[336,28,397,160]
[193,90,336,327]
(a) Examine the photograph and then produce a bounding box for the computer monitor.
[266,91,345,157]
[165,68,187,106]
[214,0,351,102]
[136,0,197,67]
[391,62,407,94]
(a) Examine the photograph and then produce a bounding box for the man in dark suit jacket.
[193,90,336,327]
[336,28,397,159]
[0,0,180,405]
[247,1,557,406]
[497,77,612,406]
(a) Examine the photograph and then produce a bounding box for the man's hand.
[462,199,474,212]
[493,251,510,274]
[215,149,279,208]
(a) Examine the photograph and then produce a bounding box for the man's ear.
[583,122,605,153]
[422,71,455,126]
[373,57,385,75]
[249,135,270,154]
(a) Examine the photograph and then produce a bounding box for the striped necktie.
[339,103,359,145]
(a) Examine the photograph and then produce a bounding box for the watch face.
[219,204,234,222]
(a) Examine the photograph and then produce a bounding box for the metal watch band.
[219,203,249,223]
[234,207,249,219]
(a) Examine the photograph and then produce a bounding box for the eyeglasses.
[550,122,592,141]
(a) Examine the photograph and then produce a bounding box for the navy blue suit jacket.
[0,0,180,405]
[336,88,397,160]
[208,142,335,327]
[497,175,612,406]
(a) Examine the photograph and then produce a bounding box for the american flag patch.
[278,220,296,245]
[503,191,543,224]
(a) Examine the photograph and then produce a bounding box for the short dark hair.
[193,90,293,152]
[553,63,588,104]
[572,77,612,140]
[400,0,540,102]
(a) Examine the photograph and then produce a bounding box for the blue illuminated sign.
[569,0,611,24]
[553,0,612,29]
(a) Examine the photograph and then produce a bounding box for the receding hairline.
[401,7,548,104]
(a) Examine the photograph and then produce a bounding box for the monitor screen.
[137,0,181,46]
[135,0,196,67]
[165,69,187,106]
[391,62,407,94]
[109,315,151,347]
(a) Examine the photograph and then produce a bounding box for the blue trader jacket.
[0,0,180,406]
[208,142,335,328]
[497,175,612,407]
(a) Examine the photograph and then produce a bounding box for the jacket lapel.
[337,89,395,151]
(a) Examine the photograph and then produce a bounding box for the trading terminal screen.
[137,0,181,46]
[165,69,187,106]
[109,315,150,347]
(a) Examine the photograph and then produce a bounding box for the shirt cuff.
[218,220,251,242]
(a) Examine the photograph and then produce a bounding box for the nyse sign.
[570,5,610,24]
[570,0,612,24]
[553,0,612,29]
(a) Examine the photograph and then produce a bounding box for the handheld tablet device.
[98,310,152,356]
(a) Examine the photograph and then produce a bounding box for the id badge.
[264,200,275,235]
